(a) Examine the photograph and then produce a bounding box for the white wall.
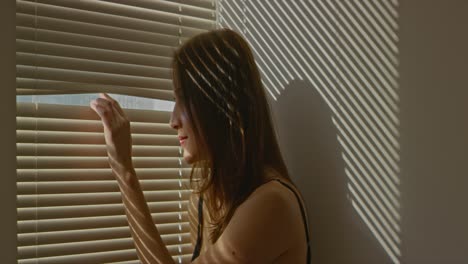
[220,0,468,263]
[399,1,468,263]
[220,0,399,262]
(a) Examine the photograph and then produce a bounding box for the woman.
[90,28,310,263]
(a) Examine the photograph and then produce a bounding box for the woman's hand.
[90,93,134,178]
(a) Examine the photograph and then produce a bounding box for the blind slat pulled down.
[16,0,217,100]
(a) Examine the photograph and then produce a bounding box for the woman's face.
[169,92,198,164]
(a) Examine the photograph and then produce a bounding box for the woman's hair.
[172,28,293,243]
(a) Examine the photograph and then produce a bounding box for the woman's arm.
[90,93,175,264]
[116,168,175,264]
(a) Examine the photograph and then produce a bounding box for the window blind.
[16,0,217,263]
[17,102,193,263]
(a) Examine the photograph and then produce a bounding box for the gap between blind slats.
[17,1,208,37]
[18,238,192,259]
[17,117,175,134]
[17,168,192,182]
[17,144,180,157]
[18,201,189,221]
[17,53,172,80]
[18,215,190,234]
[18,190,192,207]
[17,34,175,62]
[17,179,190,195]
[21,0,215,28]
[19,227,190,247]
[17,65,172,91]
[17,102,171,123]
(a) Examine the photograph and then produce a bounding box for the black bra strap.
[191,196,203,261]
[270,179,311,264]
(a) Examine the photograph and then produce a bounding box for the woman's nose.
[169,112,179,130]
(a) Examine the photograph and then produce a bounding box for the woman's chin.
[183,153,196,164]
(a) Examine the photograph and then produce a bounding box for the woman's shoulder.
[205,170,306,262]
[249,177,295,204]
[241,166,306,234]
[255,167,309,241]
[256,166,300,203]
[188,167,308,263]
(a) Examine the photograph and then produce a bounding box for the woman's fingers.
[90,97,115,128]
[100,93,127,118]
[90,99,109,127]
[90,94,134,176]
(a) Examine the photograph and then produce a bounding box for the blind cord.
[33,0,39,260]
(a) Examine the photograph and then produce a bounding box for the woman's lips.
[179,136,188,145]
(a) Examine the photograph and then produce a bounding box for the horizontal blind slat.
[17,117,176,134]
[18,248,138,264]
[17,13,183,47]
[17,143,181,157]
[17,32,176,60]
[165,0,215,10]
[18,201,189,220]
[17,168,192,182]
[19,227,190,247]
[18,190,192,207]
[21,0,216,29]
[17,131,178,145]
[18,215,190,233]
[111,254,194,264]
[17,52,172,80]
[100,0,215,19]
[17,102,171,123]
[18,242,192,263]
[17,156,183,169]
[17,88,79,95]
[17,78,174,100]
[17,179,190,195]
[17,65,173,90]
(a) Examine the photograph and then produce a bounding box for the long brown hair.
[172,28,293,243]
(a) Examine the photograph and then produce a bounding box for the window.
[16,1,217,263]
